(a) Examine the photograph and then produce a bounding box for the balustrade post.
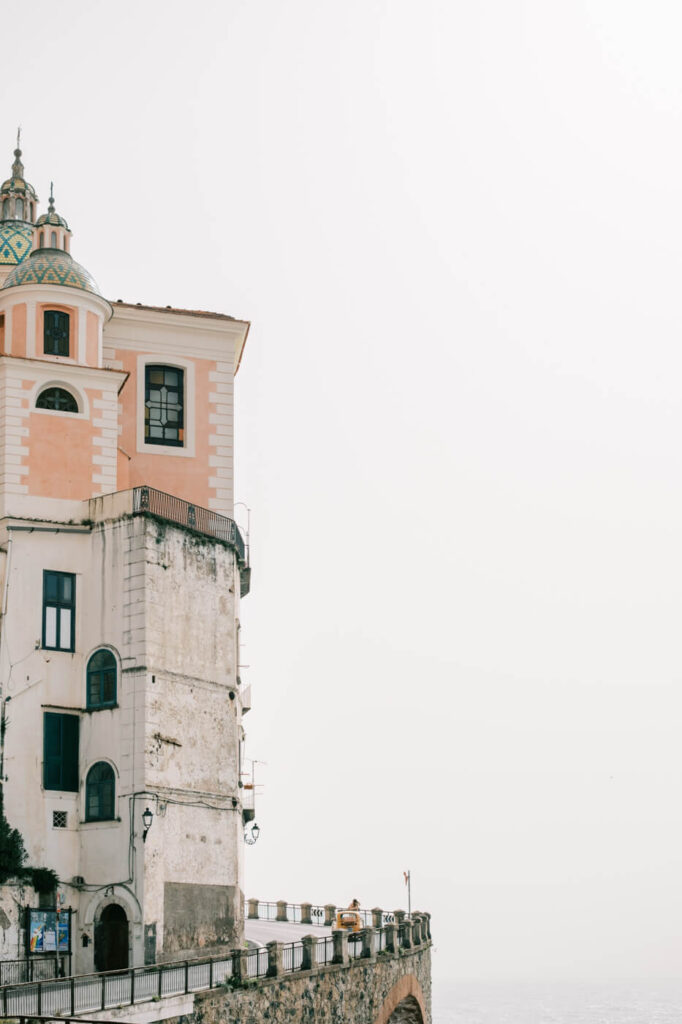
[401,920,412,950]
[266,941,282,977]
[184,960,189,993]
[301,902,312,925]
[324,903,336,927]
[384,922,398,954]
[276,900,288,922]
[247,898,259,919]
[411,915,422,946]
[158,963,163,997]
[130,967,136,1004]
[332,929,349,966]
[393,909,406,926]
[371,907,383,929]
[360,927,375,960]
[233,948,250,982]
[423,912,432,940]
[301,935,317,971]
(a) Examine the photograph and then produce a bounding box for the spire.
[12,126,24,179]
[48,181,55,214]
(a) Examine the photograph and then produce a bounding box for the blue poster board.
[27,909,70,954]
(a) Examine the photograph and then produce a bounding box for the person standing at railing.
[347,898,360,910]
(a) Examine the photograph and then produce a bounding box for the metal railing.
[0,920,429,1019]
[245,899,400,928]
[133,487,246,565]
[0,958,58,986]
[0,954,236,1018]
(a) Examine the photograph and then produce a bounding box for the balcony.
[88,486,250,596]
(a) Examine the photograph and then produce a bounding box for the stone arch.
[374,974,427,1024]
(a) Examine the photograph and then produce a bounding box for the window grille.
[36,387,78,413]
[144,365,184,446]
[52,810,67,829]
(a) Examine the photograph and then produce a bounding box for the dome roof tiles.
[36,210,69,228]
[0,222,33,265]
[3,249,101,295]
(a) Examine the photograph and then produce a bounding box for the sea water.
[432,978,682,1023]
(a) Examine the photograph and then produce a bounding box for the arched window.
[44,309,70,356]
[50,230,57,247]
[15,198,23,219]
[36,387,78,413]
[39,230,44,247]
[87,649,117,709]
[2,199,8,218]
[85,762,115,822]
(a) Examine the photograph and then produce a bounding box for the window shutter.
[43,713,61,789]
[43,713,79,792]
[61,715,79,792]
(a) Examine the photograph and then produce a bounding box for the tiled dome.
[36,209,69,229]
[0,174,37,200]
[2,249,100,295]
[0,222,33,265]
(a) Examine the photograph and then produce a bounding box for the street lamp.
[244,822,260,845]
[142,806,153,843]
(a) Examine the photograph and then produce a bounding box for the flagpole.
[407,869,411,917]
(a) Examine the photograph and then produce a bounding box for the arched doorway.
[94,904,129,972]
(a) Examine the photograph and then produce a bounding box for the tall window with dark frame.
[85,762,115,821]
[87,649,117,709]
[43,712,79,792]
[44,310,70,357]
[43,571,75,652]
[144,365,184,446]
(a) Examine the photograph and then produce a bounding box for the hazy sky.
[5,0,682,984]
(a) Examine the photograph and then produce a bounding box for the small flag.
[403,871,409,885]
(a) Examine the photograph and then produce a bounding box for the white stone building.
[0,141,252,974]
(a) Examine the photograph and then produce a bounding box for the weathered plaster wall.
[0,511,244,973]
[182,948,432,1024]
[0,881,38,961]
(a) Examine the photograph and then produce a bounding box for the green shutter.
[43,713,61,790]
[43,713,79,792]
[61,715,79,792]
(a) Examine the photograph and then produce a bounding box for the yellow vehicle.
[335,910,363,932]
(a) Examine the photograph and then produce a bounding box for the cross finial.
[48,181,55,212]
[16,126,21,151]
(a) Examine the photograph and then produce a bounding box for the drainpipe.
[0,534,13,798]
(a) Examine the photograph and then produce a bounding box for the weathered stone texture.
[179,946,431,1024]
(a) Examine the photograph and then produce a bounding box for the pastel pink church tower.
[0,140,252,974]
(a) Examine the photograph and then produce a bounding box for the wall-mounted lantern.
[244,822,260,845]
[142,806,153,843]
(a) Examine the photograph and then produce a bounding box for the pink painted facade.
[0,291,248,519]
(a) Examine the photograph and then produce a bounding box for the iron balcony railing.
[132,486,250,596]
[133,487,246,565]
